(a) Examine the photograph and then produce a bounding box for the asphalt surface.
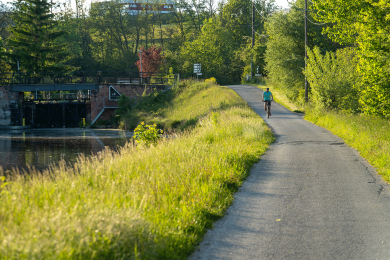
[190,85,390,260]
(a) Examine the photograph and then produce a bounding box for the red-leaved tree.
[136,45,164,78]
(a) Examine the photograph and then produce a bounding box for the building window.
[109,86,121,101]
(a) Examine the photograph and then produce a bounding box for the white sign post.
[194,63,202,81]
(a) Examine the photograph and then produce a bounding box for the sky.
[1,0,291,7]
[1,0,292,11]
[275,0,290,9]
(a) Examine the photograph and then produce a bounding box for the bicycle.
[264,100,271,118]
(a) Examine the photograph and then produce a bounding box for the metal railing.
[0,71,174,86]
[24,90,91,101]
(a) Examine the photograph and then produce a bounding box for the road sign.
[197,73,202,76]
[194,63,201,73]
[255,74,262,77]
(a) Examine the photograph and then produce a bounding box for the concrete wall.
[0,87,19,126]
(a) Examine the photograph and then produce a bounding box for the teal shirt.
[263,91,272,101]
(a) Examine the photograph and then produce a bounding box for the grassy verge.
[256,84,304,113]
[0,81,274,259]
[121,80,244,132]
[305,109,390,182]
[255,81,390,183]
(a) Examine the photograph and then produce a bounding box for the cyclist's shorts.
[265,100,271,107]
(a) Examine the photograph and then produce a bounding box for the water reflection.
[0,129,133,173]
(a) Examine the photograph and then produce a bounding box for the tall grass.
[121,80,244,131]
[305,109,390,182]
[0,82,274,259]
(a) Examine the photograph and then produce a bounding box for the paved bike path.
[190,85,390,259]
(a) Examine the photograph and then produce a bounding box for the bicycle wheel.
[267,104,270,118]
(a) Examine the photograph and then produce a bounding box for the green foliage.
[264,0,342,102]
[134,122,163,147]
[312,0,390,117]
[264,5,305,101]
[221,0,276,48]
[119,79,244,132]
[210,111,220,125]
[239,36,268,83]
[6,0,72,72]
[0,83,274,259]
[0,4,11,41]
[0,36,10,73]
[116,94,134,115]
[0,0,279,83]
[175,0,278,84]
[0,176,10,191]
[57,3,96,71]
[180,18,235,79]
[305,47,360,112]
[166,67,175,85]
[205,77,217,84]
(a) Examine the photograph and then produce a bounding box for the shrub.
[116,95,134,115]
[305,47,360,112]
[205,77,217,85]
[134,122,163,147]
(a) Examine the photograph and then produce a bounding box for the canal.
[0,128,133,173]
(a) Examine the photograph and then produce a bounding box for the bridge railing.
[24,90,91,101]
[0,71,173,86]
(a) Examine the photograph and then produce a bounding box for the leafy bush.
[95,119,111,126]
[205,77,217,84]
[134,122,163,147]
[305,47,360,112]
[116,94,134,115]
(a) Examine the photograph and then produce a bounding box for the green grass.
[0,81,274,259]
[121,80,244,132]
[305,109,390,182]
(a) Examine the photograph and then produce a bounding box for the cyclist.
[262,88,274,116]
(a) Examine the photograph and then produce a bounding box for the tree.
[305,46,359,111]
[180,18,236,82]
[6,0,72,72]
[221,0,277,48]
[240,35,267,80]
[0,36,11,73]
[56,0,96,71]
[89,0,148,71]
[264,0,341,102]
[0,4,11,42]
[312,0,390,117]
[136,45,164,77]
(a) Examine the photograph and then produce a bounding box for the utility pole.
[138,50,143,84]
[251,2,255,79]
[304,0,308,102]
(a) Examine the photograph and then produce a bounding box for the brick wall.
[91,84,165,123]
[0,87,18,126]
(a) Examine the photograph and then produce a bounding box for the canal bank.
[0,81,274,259]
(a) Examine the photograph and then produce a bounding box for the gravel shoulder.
[190,85,390,260]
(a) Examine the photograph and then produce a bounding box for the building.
[92,0,175,15]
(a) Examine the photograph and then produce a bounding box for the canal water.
[0,128,133,173]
